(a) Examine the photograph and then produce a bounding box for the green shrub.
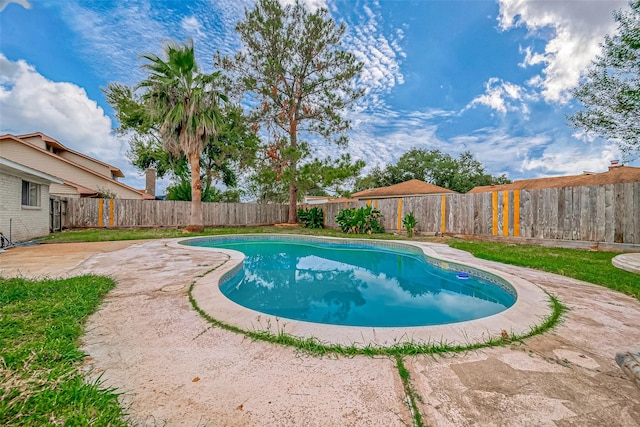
[335,206,384,234]
[402,211,418,237]
[297,207,324,229]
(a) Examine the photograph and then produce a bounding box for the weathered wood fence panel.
[65,199,288,228]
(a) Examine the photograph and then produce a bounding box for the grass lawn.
[449,239,640,301]
[41,226,402,243]
[0,275,127,426]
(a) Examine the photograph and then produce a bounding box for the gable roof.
[468,165,640,194]
[0,134,153,199]
[352,179,456,199]
[16,132,125,178]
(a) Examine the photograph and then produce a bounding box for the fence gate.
[50,196,62,232]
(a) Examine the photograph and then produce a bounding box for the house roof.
[352,179,456,199]
[468,165,640,194]
[0,134,154,199]
[62,179,100,197]
[325,197,356,204]
[16,132,125,178]
[0,157,63,184]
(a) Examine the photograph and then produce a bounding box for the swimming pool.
[184,235,517,327]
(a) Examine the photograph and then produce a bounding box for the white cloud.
[450,127,624,179]
[52,0,404,113]
[518,45,545,68]
[279,0,327,11]
[466,78,530,116]
[181,16,205,38]
[0,0,30,12]
[497,0,628,103]
[342,0,405,109]
[0,54,147,189]
[52,0,250,84]
[308,108,455,175]
[449,129,549,178]
[55,1,171,84]
[521,144,621,176]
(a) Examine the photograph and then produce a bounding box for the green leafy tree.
[353,166,391,191]
[297,154,365,198]
[246,151,363,203]
[165,180,241,202]
[355,149,510,193]
[568,0,640,157]
[123,103,258,201]
[104,46,258,207]
[217,0,363,222]
[138,40,226,231]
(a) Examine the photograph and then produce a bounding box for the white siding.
[49,182,81,197]
[58,151,113,178]
[0,171,51,242]
[20,135,48,150]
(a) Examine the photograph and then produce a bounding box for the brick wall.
[0,171,51,243]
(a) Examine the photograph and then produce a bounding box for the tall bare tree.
[217,0,363,223]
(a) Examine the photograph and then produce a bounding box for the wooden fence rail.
[310,182,640,244]
[65,199,289,228]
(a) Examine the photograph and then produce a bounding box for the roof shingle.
[352,179,456,199]
[468,166,640,194]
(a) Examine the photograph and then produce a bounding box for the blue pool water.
[185,237,516,327]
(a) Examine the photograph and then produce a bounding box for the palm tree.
[139,40,224,232]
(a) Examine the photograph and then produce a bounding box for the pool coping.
[169,235,552,348]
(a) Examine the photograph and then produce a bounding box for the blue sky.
[1,0,637,195]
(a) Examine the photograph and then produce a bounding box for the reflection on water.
[194,239,516,327]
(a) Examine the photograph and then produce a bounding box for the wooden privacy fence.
[65,198,289,228]
[64,182,639,244]
[316,182,640,244]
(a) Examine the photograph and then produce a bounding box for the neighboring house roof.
[325,197,356,204]
[468,165,640,194]
[0,133,153,199]
[17,132,125,178]
[303,196,330,204]
[352,179,456,200]
[0,157,63,184]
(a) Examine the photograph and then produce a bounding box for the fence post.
[97,199,103,227]
[502,190,509,236]
[109,199,115,227]
[513,190,520,237]
[440,194,446,234]
[491,191,498,236]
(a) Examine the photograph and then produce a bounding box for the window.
[21,180,41,207]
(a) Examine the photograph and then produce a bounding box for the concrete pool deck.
[1,238,639,426]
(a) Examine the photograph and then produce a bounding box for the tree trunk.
[288,109,298,224]
[186,151,204,232]
[288,181,297,223]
